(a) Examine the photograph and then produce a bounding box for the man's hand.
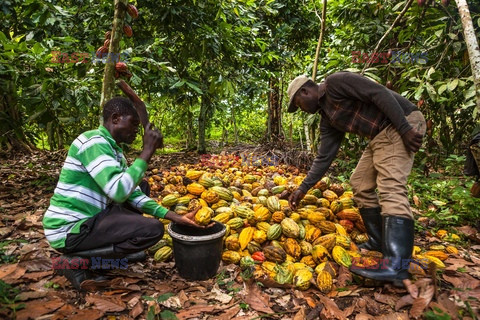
[139,123,163,162]
[143,123,163,150]
[401,127,423,153]
[165,208,212,228]
[289,189,305,210]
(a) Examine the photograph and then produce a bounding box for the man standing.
[43,97,204,290]
[287,71,425,288]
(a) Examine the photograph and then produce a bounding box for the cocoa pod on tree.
[115,62,128,73]
[127,4,139,19]
[123,25,133,37]
[96,46,108,58]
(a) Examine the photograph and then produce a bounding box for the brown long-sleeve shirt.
[299,71,419,193]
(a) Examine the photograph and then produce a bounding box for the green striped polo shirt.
[42,125,168,249]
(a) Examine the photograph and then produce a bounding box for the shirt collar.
[98,125,122,152]
[318,82,326,99]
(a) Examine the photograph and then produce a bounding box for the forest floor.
[0,150,480,320]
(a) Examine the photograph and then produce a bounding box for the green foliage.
[0,280,25,316]
[409,166,480,227]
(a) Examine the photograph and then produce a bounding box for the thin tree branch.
[312,0,327,81]
[361,0,415,74]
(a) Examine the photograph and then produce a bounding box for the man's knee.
[144,218,165,239]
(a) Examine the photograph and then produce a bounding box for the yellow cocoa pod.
[425,250,449,261]
[314,261,337,278]
[225,234,241,251]
[332,245,352,268]
[284,238,302,260]
[253,229,267,244]
[194,207,213,226]
[185,170,204,180]
[201,190,220,204]
[238,227,255,250]
[423,255,446,268]
[316,270,333,293]
[222,250,242,264]
[445,246,458,255]
[335,223,348,236]
[281,217,300,239]
[313,234,336,251]
[154,246,173,262]
[305,225,322,243]
[311,244,331,264]
[256,221,271,233]
[187,183,205,195]
[299,255,316,268]
[293,269,313,290]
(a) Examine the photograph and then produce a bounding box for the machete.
[116,80,163,148]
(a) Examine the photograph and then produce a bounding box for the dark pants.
[61,181,164,254]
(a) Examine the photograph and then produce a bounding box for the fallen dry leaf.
[129,300,144,319]
[85,293,126,312]
[395,294,414,311]
[241,280,274,314]
[175,304,218,320]
[410,281,435,319]
[215,305,241,320]
[16,298,65,320]
[437,292,459,320]
[373,292,397,308]
[316,293,347,320]
[336,266,352,287]
[293,306,307,320]
[443,273,480,290]
[354,313,375,320]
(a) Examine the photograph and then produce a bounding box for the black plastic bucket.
[167,221,226,281]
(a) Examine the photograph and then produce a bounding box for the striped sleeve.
[76,138,147,203]
[127,188,169,218]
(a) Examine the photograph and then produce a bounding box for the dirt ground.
[0,150,479,320]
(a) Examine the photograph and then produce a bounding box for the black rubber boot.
[73,245,147,262]
[357,207,382,252]
[54,255,92,290]
[350,216,414,287]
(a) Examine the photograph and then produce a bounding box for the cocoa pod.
[105,31,112,40]
[123,24,133,37]
[386,81,393,90]
[96,46,108,58]
[417,0,425,6]
[441,0,450,6]
[127,4,139,19]
[115,62,128,72]
[104,39,111,48]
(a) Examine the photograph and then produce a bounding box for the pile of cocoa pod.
[147,154,459,293]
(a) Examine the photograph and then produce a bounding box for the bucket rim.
[167,221,226,242]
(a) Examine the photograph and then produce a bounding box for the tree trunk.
[232,106,239,144]
[186,107,195,150]
[303,116,311,152]
[454,0,480,114]
[100,0,128,115]
[267,77,283,141]
[197,95,208,154]
[0,80,33,153]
